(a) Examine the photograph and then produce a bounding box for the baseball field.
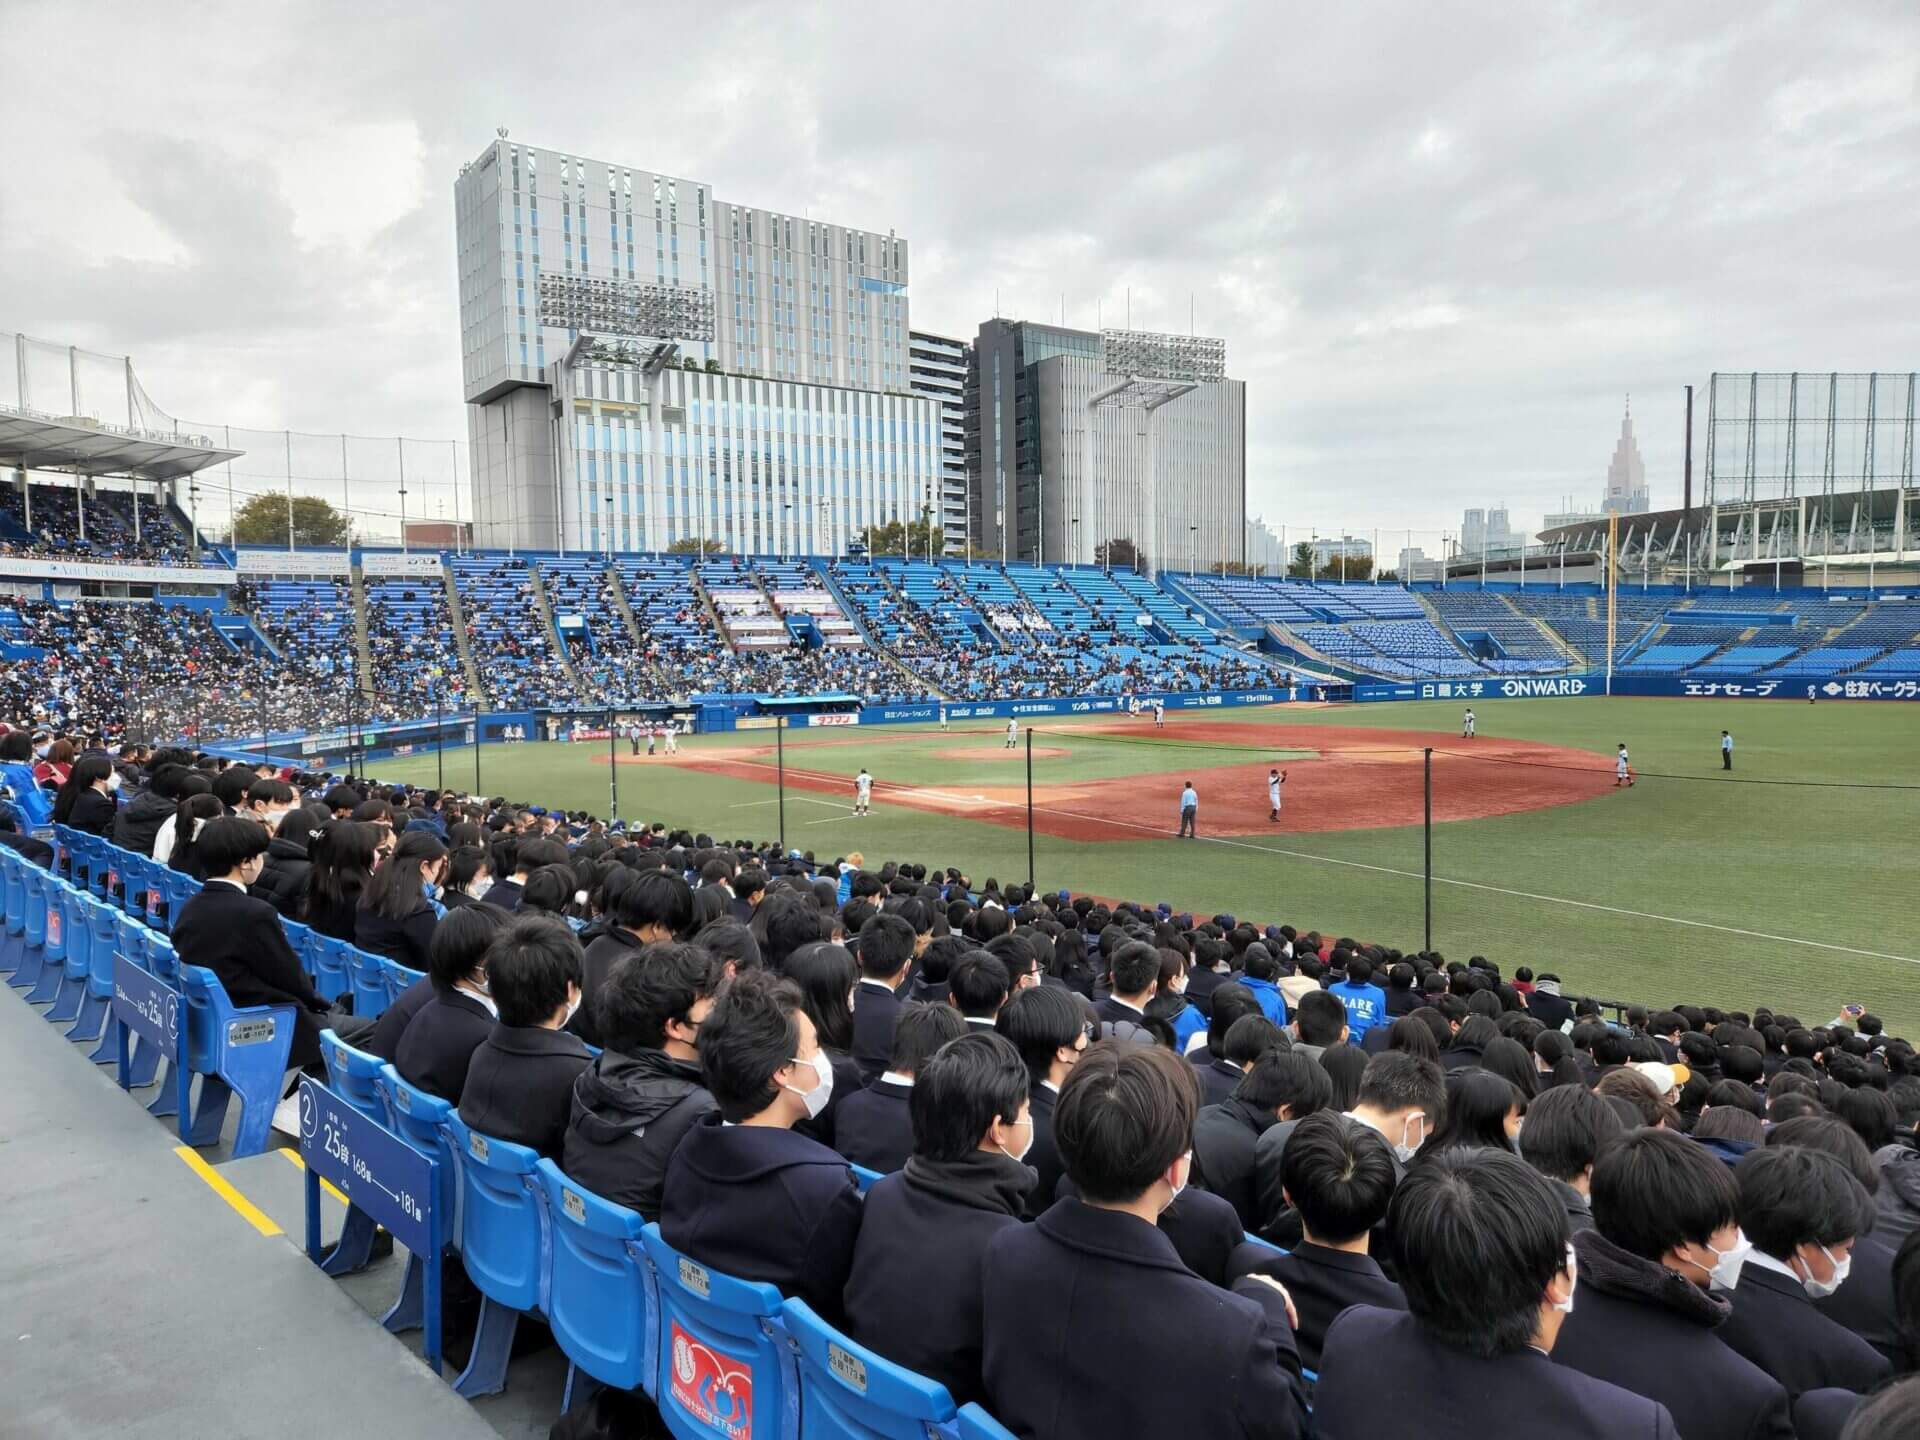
[375,697,1920,1033]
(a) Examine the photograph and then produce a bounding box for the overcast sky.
[2,1,1915,542]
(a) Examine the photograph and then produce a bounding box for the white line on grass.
[727,796,846,810]
[1025,802,1920,970]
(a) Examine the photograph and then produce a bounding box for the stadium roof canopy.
[0,407,243,482]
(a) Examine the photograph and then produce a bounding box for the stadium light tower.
[1084,329,1225,577]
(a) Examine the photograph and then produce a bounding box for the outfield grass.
[376,698,1920,1033]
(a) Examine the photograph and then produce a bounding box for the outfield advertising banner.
[855,689,1288,726]
[1352,673,1920,703]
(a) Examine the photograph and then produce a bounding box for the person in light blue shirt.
[1327,955,1389,1041]
[1721,730,1733,771]
[1178,782,1199,839]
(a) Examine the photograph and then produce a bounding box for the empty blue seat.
[375,1064,459,1335]
[641,1222,800,1440]
[7,863,49,990]
[0,848,28,973]
[69,896,124,1055]
[310,936,355,1004]
[782,1295,959,1440]
[318,1029,392,1275]
[179,964,298,1159]
[443,1112,550,1399]
[349,948,392,1020]
[23,874,70,1004]
[41,884,87,1019]
[537,1158,659,1406]
[142,935,185,1120]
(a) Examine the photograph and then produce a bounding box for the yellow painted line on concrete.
[173,1146,282,1237]
[278,1146,351,1206]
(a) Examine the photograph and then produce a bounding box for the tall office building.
[1604,401,1651,515]
[1459,506,1514,558]
[909,330,971,553]
[454,137,941,554]
[964,318,1245,571]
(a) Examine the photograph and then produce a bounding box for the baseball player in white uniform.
[854,767,873,816]
[1153,698,1165,727]
[1462,708,1476,738]
[1268,768,1287,822]
[1615,743,1633,787]
[663,722,679,755]
[938,705,948,732]
[1005,717,1019,750]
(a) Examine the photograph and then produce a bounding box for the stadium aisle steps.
[0,980,497,1439]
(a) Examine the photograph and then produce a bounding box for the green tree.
[864,512,943,558]
[1287,541,1316,578]
[231,493,353,548]
[1095,537,1142,571]
[668,536,724,554]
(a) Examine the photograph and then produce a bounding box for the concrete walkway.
[0,981,501,1439]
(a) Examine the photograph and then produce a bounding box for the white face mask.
[1162,1149,1193,1212]
[1800,1244,1851,1299]
[1393,1114,1426,1164]
[469,876,493,901]
[997,1117,1033,1164]
[783,1051,834,1119]
[562,988,582,1027]
[107,771,124,792]
[460,981,499,1019]
[1693,1230,1751,1291]
[1553,1243,1578,1315]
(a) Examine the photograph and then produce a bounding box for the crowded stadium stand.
[363,571,474,716]
[536,556,658,704]
[0,480,203,565]
[446,555,581,710]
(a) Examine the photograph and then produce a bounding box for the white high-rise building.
[909,330,971,554]
[454,138,940,554]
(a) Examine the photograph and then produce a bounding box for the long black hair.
[784,940,857,1054]
[167,793,226,874]
[361,830,448,920]
[308,820,380,913]
[51,754,114,824]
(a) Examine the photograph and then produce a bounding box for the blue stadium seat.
[10,863,51,993]
[782,1295,960,1440]
[349,948,392,1020]
[374,1064,459,1335]
[31,880,80,1011]
[142,936,185,1120]
[70,895,124,1055]
[385,961,425,1009]
[46,884,98,1026]
[178,964,298,1158]
[955,1402,1019,1440]
[442,1112,550,1399]
[0,847,28,973]
[536,1158,659,1407]
[318,1029,392,1276]
[309,935,355,1004]
[641,1222,800,1440]
[113,923,167,1089]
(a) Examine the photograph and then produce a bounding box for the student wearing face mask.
[50,753,118,835]
[354,830,448,971]
[1717,1145,1889,1399]
[242,777,298,829]
[1552,1129,1793,1440]
[455,916,594,1158]
[1315,1149,1678,1440]
[844,1031,1038,1408]
[980,1042,1307,1440]
[995,983,1092,1214]
[658,971,865,1327]
[380,904,507,1102]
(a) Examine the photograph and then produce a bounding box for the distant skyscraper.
[1460,506,1514,558]
[909,330,970,553]
[1604,400,1651,515]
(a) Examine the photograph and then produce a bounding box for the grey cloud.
[1,0,1915,539]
